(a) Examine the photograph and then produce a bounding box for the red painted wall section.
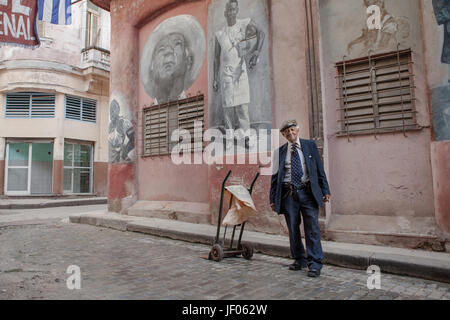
[431,141,450,234]
[0,160,4,195]
[109,163,136,199]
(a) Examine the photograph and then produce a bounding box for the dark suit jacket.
[270,139,331,214]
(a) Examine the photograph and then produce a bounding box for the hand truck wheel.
[241,243,254,260]
[210,244,224,262]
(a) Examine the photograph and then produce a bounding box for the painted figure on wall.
[213,0,265,149]
[347,0,410,57]
[140,15,206,105]
[433,0,450,72]
[109,99,135,163]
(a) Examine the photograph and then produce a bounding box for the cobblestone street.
[0,217,449,300]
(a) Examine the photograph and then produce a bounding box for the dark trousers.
[281,186,323,271]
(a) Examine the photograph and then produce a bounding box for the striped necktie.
[291,142,303,187]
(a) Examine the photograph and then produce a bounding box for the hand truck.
[209,170,260,262]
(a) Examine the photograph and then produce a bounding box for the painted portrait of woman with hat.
[140,15,206,105]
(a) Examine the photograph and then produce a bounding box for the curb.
[69,214,450,284]
[0,198,107,210]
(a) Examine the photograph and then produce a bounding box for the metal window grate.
[336,49,417,137]
[6,92,55,118]
[143,95,204,157]
[65,95,97,123]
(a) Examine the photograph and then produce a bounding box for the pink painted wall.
[101,0,448,245]
[108,0,207,212]
[421,0,450,234]
[328,132,435,217]
[136,1,209,204]
[318,0,435,219]
[431,141,450,233]
[107,0,311,232]
[107,1,140,211]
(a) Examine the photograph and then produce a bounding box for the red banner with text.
[0,0,39,48]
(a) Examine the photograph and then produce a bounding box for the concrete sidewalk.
[69,211,450,284]
[0,197,107,209]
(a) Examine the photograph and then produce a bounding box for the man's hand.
[270,203,276,212]
[248,50,259,70]
[213,80,219,92]
[323,195,331,203]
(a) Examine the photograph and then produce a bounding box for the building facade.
[91,0,449,251]
[0,0,110,197]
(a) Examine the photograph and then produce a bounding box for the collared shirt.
[283,138,309,184]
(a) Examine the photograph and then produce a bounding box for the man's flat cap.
[280,119,298,132]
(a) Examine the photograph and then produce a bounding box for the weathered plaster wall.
[0,1,110,196]
[0,1,83,66]
[0,91,109,163]
[107,0,140,211]
[107,0,314,233]
[422,0,450,234]
[318,0,435,218]
[136,1,209,204]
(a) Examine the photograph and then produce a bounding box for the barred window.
[143,95,205,156]
[65,95,97,123]
[5,92,55,118]
[336,49,418,136]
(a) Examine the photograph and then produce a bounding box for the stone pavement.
[0,205,107,227]
[0,197,107,210]
[1,219,449,300]
[69,211,450,284]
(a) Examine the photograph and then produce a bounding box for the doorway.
[5,142,54,195]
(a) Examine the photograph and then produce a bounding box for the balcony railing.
[80,46,110,71]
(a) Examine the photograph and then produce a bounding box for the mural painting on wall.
[208,0,271,152]
[109,95,135,164]
[433,0,450,78]
[432,0,450,141]
[347,0,410,57]
[140,15,206,105]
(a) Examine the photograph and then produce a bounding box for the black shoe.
[288,262,303,271]
[307,269,321,278]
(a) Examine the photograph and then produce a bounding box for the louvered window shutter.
[143,95,204,156]
[336,49,417,136]
[82,98,97,123]
[65,95,97,123]
[6,92,55,118]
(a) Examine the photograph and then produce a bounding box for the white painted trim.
[27,143,32,194]
[5,142,55,195]
[62,142,93,194]
[5,142,30,195]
